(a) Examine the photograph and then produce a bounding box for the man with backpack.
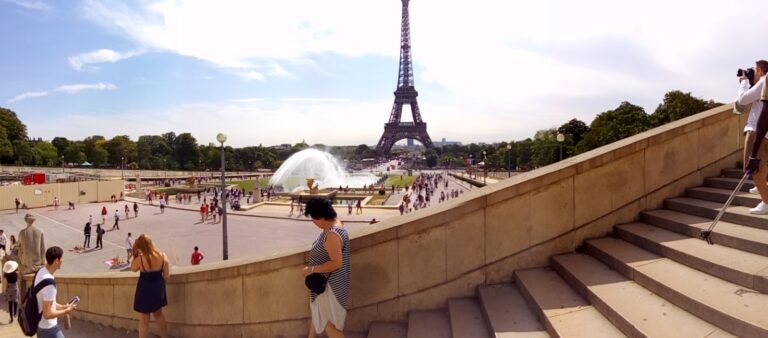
[20,246,77,337]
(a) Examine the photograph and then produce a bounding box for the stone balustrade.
[53,104,745,337]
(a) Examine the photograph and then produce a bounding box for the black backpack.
[18,269,55,336]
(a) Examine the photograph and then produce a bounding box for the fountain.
[269,149,380,194]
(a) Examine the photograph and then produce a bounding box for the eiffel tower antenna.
[375,0,433,155]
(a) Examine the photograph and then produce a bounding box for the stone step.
[514,268,625,338]
[722,168,746,179]
[641,209,768,256]
[551,253,735,338]
[665,197,768,231]
[448,298,492,338]
[615,222,768,293]
[586,237,768,337]
[477,284,549,338]
[407,310,451,338]
[704,177,754,192]
[368,322,407,338]
[687,186,759,207]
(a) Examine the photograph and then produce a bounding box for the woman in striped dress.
[303,198,351,338]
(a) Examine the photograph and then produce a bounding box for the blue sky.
[1,0,765,147]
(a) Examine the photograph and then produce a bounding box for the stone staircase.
[361,167,768,338]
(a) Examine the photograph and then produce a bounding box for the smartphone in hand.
[68,296,80,305]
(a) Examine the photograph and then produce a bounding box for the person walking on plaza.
[95,224,105,249]
[355,200,362,215]
[199,204,206,222]
[0,229,7,253]
[190,246,203,265]
[125,204,130,220]
[126,233,134,263]
[134,202,139,218]
[53,197,59,211]
[34,246,77,338]
[101,206,108,225]
[113,209,120,230]
[159,199,166,214]
[83,221,91,248]
[131,234,170,338]
[4,260,19,323]
[303,198,351,338]
[14,198,20,213]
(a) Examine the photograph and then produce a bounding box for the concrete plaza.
[0,201,396,274]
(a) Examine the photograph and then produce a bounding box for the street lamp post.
[121,156,125,180]
[557,133,565,161]
[506,144,512,178]
[217,132,229,260]
[61,156,65,173]
[482,150,487,185]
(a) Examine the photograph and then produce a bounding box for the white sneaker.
[750,187,760,195]
[750,202,768,215]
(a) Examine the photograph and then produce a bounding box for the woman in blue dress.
[131,234,170,338]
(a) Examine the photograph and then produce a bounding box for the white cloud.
[74,0,768,143]
[55,83,118,94]
[229,98,265,103]
[280,98,350,103]
[3,0,50,11]
[242,71,264,81]
[7,91,48,103]
[68,49,143,71]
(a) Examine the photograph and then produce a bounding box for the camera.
[738,67,756,86]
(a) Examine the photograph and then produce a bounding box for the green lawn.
[385,175,416,188]
[230,178,270,191]
[367,193,389,206]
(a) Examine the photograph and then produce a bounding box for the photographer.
[743,60,768,214]
[736,61,768,208]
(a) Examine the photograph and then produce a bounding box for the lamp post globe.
[557,133,565,161]
[506,144,512,178]
[482,151,487,185]
[217,132,229,260]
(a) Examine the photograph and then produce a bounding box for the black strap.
[32,269,55,295]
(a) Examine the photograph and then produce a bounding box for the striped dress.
[308,226,351,309]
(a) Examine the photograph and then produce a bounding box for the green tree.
[174,133,200,170]
[650,91,722,127]
[576,102,651,154]
[425,149,438,168]
[63,142,86,164]
[531,129,560,167]
[137,135,171,169]
[12,140,34,165]
[51,137,70,157]
[558,118,590,146]
[106,135,137,167]
[31,141,58,166]
[0,127,13,159]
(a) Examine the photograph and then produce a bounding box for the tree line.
[420,90,722,170]
[0,90,720,171]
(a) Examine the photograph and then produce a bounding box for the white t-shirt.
[0,234,8,245]
[34,267,57,329]
[738,76,767,133]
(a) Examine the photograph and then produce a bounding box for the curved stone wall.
[54,104,745,337]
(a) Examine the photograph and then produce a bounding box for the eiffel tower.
[375,0,434,155]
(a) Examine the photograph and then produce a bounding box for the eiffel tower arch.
[376,0,434,155]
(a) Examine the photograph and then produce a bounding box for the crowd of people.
[397,173,463,215]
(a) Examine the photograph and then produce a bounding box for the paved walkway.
[0,309,147,337]
[383,172,473,207]
[0,199,398,274]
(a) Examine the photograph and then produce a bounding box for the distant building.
[433,138,462,147]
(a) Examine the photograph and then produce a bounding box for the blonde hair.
[133,234,161,268]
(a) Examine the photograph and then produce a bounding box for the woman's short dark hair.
[45,246,63,265]
[304,198,337,220]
